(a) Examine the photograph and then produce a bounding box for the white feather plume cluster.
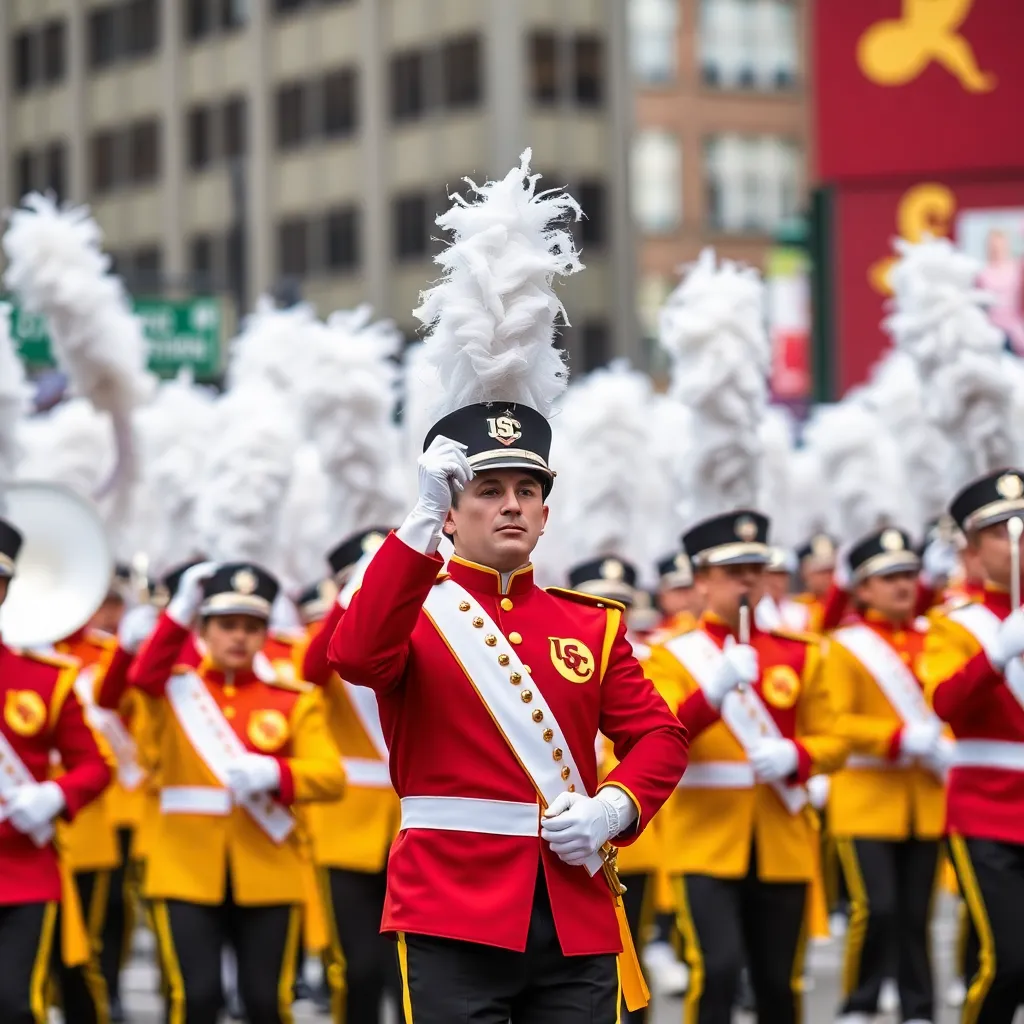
[276,444,332,591]
[885,236,1016,490]
[2,194,152,516]
[659,248,770,524]
[0,304,30,510]
[401,341,443,482]
[757,405,798,546]
[414,149,582,419]
[226,296,321,394]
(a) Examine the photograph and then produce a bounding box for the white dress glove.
[806,774,830,811]
[117,604,159,653]
[989,608,1024,669]
[923,735,956,780]
[540,787,637,867]
[166,561,219,628]
[396,436,474,556]
[920,537,960,588]
[7,781,65,836]
[703,636,759,709]
[832,542,853,591]
[749,738,800,782]
[225,754,281,801]
[899,720,941,758]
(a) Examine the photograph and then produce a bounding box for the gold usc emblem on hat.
[548,637,595,683]
[761,665,801,710]
[5,690,47,737]
[247,709,290,752]
[486,411,522,447]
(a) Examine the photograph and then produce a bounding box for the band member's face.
[763,571,790,602]
[801,566,833,599]
[445,470,548,572]
[89,595,125,635]
[971,521,1024,589]
[697,563,766,621]
[855,570,918,620]
[658,585,702,618]
[200,615,268,671]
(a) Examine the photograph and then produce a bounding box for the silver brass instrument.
[1010,516,1023,612]
[0,482,113,648]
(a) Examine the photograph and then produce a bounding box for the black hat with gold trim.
[950,469,1024,535]
[683,510,771,568]
[327,526,392,581]
[797,533,837,572]
[657,551,694,590]
[199,563,278,620]
[567,556,638,606]
[848,527,920,585]
[766,546,797,575]
[295,579,336,625]
[153,559,203,609]
[0,517,23,579]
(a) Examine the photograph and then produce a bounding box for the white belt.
[399,796,540,837]
[342,757,392,789]
[161,786,232,816]
[953,740,1024,772]
[676,761,755,789]
[845,754,910,770]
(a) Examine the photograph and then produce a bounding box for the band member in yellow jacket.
[825,528,949,1024]
[127,561,345,1024]
[645,510,847,1024]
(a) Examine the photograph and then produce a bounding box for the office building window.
[700,0,797,91]
[130,119,161,183]
[529,32,559,105]
[393,194,428,260]
[574,36,604,106]
[90,131,119,193]
[276,82,308,149]
[323,68,358,138]
[187,105,213,170]
[222,0,249,29]
[42,21,67,84]
[89,7,120,69]
[131,245,163,290]
[577,180,606,247]
[278,218,309,277]
[274,0,305,12]
[391,51,426,122]
[188,0,247,39]
[15,151,35,200]
[326,206,360,271]
[125,0,159,57]
[629,0,678,84]
[705,134,802,234]
[190,234,216,283]
[442,36,481,109]
[45,142,67,199]
[581,321,610,372]
[631,130,682,234]
[13,31,35,93]
[223,96,247,158]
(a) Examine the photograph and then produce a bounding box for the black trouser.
[99,828,134,1006]
[620,873,651,1024]
[836,836,938,1021]
[71,870,113,1022]
[675,859,808,1024]
[948,834,1024,1024]
[150,878,301,1024]
[397,870,619,1023]
[321,866,399,1023]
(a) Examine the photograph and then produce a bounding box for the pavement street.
[60,893,1004,1022]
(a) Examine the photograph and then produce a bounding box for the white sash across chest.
[421,578,605,876]
[664,630,808,814]
[0,728,52,846]
[74,666,145,791]
[948,603,1024,712]
[165,671,295,843]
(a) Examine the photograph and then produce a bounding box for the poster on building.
[765,244,811,411]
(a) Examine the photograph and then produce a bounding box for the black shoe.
[293,976,313,1002]
[735,968,756,1012]
[226,990,246,1021]
[312,978,332,1014]
[108,993,126,1023]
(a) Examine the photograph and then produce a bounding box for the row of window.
[90,121,162,193]
[276,68,359,150]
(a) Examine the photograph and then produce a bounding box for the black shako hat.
[327,527,392,580]
[199,562,279,620]
[567,557,638,606]
[0,517,23,579]
[950,468,1024,534]
[425,402,554,497]
[295,580,335,624]
[683,510,771,568]
[656,551,694,590]
[796,532,837,569]
[847,527,920,585]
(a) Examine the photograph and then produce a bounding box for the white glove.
[396,436,474,555]
[225,754,281,801]
[749,738,799,782]
[6,781,65,836]
[989,608,1024,669]
[117,604,158,653]
[923,736,956,780]
[807,773,830,810]
[832,542,853,591]
[166,561,219,628]
[899,720,941,758]
[921,537,960,587]
[540,787,637,867]
[703,636,759,708]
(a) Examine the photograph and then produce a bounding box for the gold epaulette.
[19,648,79,670]
[769,627,819,645]
[544,587,626,613]
[84,629,118,652]
[433,572,451,585]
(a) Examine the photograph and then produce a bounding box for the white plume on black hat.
[0,303,30,514]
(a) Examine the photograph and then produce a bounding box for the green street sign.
[6,296,223,380]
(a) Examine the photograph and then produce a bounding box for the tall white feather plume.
[401,341,443,497]
[276,444,332,592]
[659,248,770,524]
[294,305,406,542]
[885,236,1016,491]
[0,303,30,511]
[414,149,582,418]
[787,443,830,546]
[192,384,299,570]
[226,296,321,394]
[646,392,694,557]
[758,405,798,546]
[2,194,152,523]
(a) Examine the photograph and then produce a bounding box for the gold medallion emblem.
[735,516,759,542]
[997,473,1024,500]
[811,534,835,559]
[361,531,385,555]
[761,665,801,710]
[674,552,691,572]
[247,709,290,752]
[880,528,904,552]
[232,568,258,595]
[317,578,338,604]
[548,637,596,684]
[601,559,625,581]
[485,411,523,447]
[4,690,47,738]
